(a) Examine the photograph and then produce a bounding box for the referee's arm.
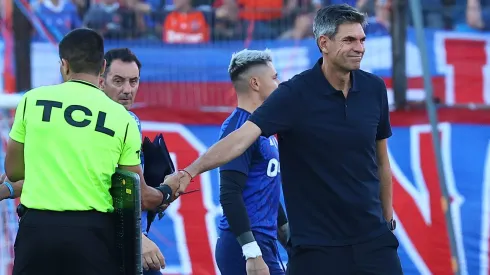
[118,119,177,210]
[119,164,165,210]
[5,95,27,182]
[0,174,23,200]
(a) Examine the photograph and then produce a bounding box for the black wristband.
[236,231,256,246]
[155,184,172,206]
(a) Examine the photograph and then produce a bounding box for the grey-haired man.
[165,4,402,275]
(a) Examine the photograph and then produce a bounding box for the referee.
[4,29,180,275]
[165,4,402,275]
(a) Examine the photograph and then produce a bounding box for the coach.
[166,4,402,275]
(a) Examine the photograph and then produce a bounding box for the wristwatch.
[388,218,397,231]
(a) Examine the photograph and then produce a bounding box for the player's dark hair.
[313,4,367,52]
[58,28,105,75]
[228,49,273,84]
[103,48,142,77]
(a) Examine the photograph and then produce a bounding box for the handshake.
[143,133,196,203]
[142,134,197,230]
[149,171,195,225]
[160,170,195,202]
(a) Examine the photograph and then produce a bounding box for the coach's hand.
[246,257,270,275]
[142,234,166,271]
[175,171,192,197]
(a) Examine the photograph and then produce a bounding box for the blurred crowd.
[27,0,490,42]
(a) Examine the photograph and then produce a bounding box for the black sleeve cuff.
[219,170,251,239]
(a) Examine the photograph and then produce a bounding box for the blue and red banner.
[1,117,490,275]
[141,120,490,275]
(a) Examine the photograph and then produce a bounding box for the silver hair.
[313,4,367,40]
[228,49,273,81]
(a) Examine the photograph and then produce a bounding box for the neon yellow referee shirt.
[9,80,141,213]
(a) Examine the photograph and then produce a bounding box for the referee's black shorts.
[286,231,403,275]
[12,207,119,275]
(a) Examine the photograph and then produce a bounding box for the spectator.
[71,0,90,19]
[421,0,445,29]
[364,0,390,35]
[155,0,213,43]
[276,0,316,36]
[279,11,313,40]
[32,0,82,41]
[212,0,291,40]
[213,0,242,40]
[27,0,465,42]
[83,0,138,39]
[116,0,163,38]
[319,0,367,10]
[463,0,490,31]
[405,0,444,29]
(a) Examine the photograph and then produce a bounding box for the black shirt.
[248,58,392,246]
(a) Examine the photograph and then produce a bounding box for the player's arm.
[219,138,258,259]
[180,84,301,191]
[5,95,27,182]
[276,203,289,249]
[376,79,393,222]
[220,171,259,253]
[119,119,174,210]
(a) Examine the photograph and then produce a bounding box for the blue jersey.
[218,108,281,239]
[128,111,148,234]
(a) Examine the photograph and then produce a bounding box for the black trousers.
[286,231,403,275]
[13,208,119,275]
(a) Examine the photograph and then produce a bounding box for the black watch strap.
[155,184,172,206]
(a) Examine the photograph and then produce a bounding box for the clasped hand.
[160,171,192,203]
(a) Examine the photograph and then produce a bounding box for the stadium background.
[2,0,490,274]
